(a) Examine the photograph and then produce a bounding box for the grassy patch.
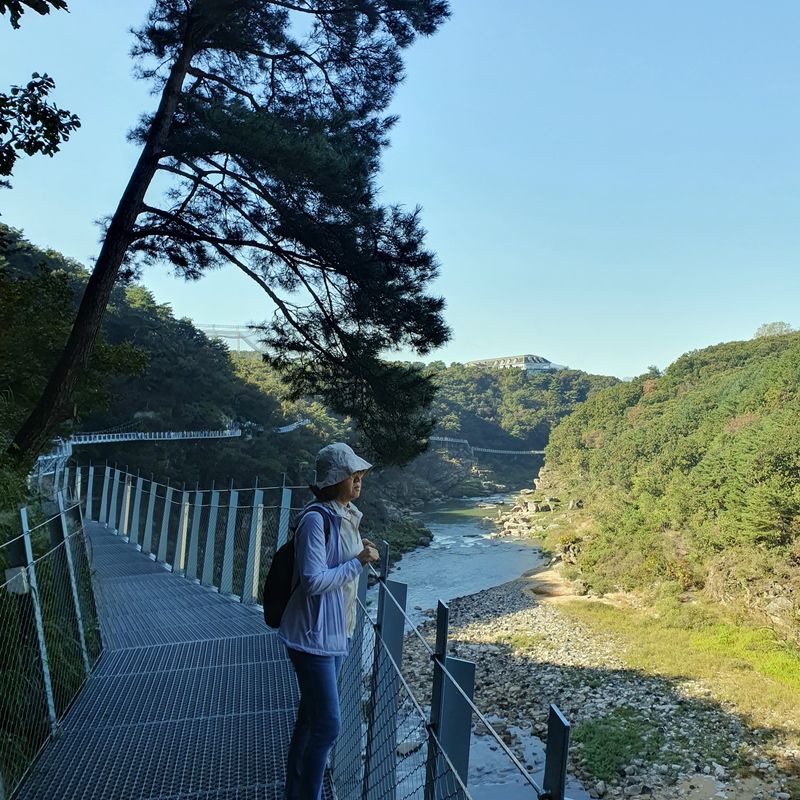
[560,598,800,736]
[573,706,664,781]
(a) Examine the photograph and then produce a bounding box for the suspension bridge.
[430,435,545,456]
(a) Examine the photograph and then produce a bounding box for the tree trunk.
[7,41,199,464]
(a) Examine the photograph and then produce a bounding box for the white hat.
[315,443,372,489]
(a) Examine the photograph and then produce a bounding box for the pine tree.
[9,0,450,465]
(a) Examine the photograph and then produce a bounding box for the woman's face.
[334,472,364,504]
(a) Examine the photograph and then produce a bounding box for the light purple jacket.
[277,503,362,656]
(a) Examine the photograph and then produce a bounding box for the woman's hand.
[361,537,376,549]
[357,544,380,565]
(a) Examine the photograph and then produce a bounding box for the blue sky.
[3,1,799,378]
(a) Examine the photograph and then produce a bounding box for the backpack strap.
[289,505,334,596]
[291,504,332,542]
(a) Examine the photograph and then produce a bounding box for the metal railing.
[328,550,572,800]
[0,493,100,800]
[76,464,305,605]
[80,462,575,800]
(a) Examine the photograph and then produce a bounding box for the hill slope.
[541,333,800,635]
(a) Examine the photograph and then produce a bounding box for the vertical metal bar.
[276,487,292,548]
[98,465,111,525]
[438,657,476,789]
[19,507,58,736]
[202,489,220,587]
[75,466,82,508]
[186,490,203,581]
[157,483,174,564]
[130,476,144,548]
[243,490,264,603]
[362,578,407,800]
[86,464,95,521]
[108,468,121,533]
[57,492,91,678]
[142,480,157,555]
[425,601,450,800]
[543,705,571,800]
[220,489,238,594]
[120,474,133,540]
[173,490,190,574]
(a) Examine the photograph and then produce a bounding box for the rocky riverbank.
[401,501,800,800]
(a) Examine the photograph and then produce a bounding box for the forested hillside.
[2,226,615,547]
[541,333,800,634]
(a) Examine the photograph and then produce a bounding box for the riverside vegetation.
[477,331,800,798]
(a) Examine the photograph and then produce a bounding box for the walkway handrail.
[0,492,101,799]
[368,564,570,799]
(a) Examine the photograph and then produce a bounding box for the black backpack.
[262,507,332,629]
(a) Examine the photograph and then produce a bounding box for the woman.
[279,442,380,800]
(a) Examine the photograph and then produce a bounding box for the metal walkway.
[16,522,301,800]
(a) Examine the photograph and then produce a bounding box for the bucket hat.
[315,443,372,489]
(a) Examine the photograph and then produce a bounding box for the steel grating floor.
[16,522,329,800]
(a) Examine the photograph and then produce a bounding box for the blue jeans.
[284,648,344,800]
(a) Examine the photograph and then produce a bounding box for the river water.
[371,495,590,800]
[382,494,543,625]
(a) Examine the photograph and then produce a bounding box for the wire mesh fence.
[335,586,472,800]
[0,494,98,799]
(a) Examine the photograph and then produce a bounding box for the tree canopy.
[10,0,452,466]
[1,0,67,29]
[1,0,78,185]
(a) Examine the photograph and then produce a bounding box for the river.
[382,494,544,624]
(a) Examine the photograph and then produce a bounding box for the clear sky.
[2,1,799,378]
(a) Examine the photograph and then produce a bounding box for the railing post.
[157,482,174,564]
[18,507,59,736]
[186,490,203,581]
[542,705,571,800]
[129,475,144,548]
[243,488,264,604]
[173,490,191,574]
[220,487,238,595]
[85,464,95,521]
[108,468,122,533]
[277,486,292,548]
[120,474,133,540]
[142,479,157,556]
[98,465,111,526]
[75,466,82,507]
[202,489,220,588]
[362,575,407,800]
[437,656,475,791]
[425,600,450,800]
[56,492,91,678]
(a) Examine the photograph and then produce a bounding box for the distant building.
[465,354,565,372]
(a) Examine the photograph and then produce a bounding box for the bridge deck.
[17,523,306,800]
